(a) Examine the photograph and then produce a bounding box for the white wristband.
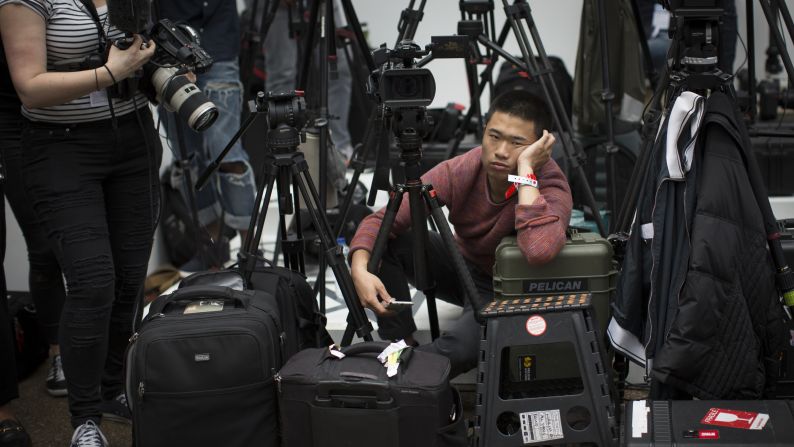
[508,174,538,188]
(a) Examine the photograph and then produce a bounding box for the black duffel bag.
[126,286,282,447]
[277,341,468,447]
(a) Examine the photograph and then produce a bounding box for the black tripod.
[368,106,483,341]
[198,91,374,345]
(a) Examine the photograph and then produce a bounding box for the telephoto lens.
[151,67,218,132]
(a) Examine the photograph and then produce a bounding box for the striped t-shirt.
[0,0,147,122]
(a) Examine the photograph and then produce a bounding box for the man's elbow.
[520,234,566,266]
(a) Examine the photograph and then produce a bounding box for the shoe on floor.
[99,393,131,424]
[0,419,32,447]
[46,354,67,397]
[69,421,107,447]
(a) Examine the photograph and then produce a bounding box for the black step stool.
[474,293,618,446]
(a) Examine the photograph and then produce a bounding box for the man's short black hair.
[487,90,551,138]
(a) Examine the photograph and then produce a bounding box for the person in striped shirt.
[0,0,162,445]
[350,90,573,377]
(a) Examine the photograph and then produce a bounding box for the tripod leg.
[425,287,440,340]
[292,159,374,343]
[367,190,404,272]
[423,186,484,319]
[243,160,278,285]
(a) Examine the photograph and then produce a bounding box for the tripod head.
[261,90,308,152]
[664,0,723,72]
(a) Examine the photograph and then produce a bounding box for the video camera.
[368,41,437,108]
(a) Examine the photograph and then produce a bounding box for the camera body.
[369,41,436,108]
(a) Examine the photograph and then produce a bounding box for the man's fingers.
[376,283,392,302]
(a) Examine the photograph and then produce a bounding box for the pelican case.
[492,230,617,333]
[492,231,617,391]
[622,399,794,446]
[276,341,467,447]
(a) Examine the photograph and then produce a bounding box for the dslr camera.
[52,16,218,132]
[119,19,219,132]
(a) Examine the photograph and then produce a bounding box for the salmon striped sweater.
[350,146,573,275]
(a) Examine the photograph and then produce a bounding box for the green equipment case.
[492,230,617,333]
[489,231,618,397]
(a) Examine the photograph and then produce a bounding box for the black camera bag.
[126,285,282,447]
[277,341,468,447]
[179,261,334,359]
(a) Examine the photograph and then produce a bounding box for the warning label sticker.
[520,409,564,444]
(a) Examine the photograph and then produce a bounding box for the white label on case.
[520,409,564,444]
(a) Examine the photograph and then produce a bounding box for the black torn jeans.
[21,109,162,428]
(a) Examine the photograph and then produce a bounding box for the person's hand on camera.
[517,130,555,172]
[351,265,392,316]
[106,34,156,81]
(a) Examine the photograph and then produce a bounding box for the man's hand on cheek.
[518,130,555,172]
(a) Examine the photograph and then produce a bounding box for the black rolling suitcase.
[277,341,468,447]
[126,285,283,447]
[622,399,794,446]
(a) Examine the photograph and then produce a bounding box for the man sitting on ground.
[350,90,573,377]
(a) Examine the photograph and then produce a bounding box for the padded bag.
[126,286,282,447]
[179,261,333,357]
[277,341,468,447]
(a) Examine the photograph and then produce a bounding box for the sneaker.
[46,355,67,397]
[69,421,107,447]
[99,393,131,424]
[0,419,32,447]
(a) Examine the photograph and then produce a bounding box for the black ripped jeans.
[2,135,64,346]
[21,109,161,428]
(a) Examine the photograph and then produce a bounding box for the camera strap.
[77,0,108,53]
[77,0,119,129]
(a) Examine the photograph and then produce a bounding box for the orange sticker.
[526,315,547,336]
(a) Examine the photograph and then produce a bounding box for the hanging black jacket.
[609,91,785,399]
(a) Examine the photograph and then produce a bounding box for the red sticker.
[699,430,720,439]
[525,315,547,336]
[701,408,769,430]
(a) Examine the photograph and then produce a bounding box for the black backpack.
[8,292,49,380]
[160,169,198,267]
[180,263,333,358]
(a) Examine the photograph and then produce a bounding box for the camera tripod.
[368,107,483,340]
[197,91,374,345]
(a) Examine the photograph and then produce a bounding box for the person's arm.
[0,4,155,109]
[514,131,572,265]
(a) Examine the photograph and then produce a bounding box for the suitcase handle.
[315,379,394,409]
[340,342,414,368]
[150,286,250,315]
